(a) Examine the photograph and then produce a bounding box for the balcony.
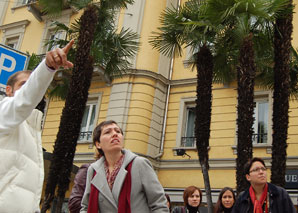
[252,133,267,144]
[79,131,93,142]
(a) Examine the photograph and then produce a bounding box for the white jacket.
[0,60,55,213]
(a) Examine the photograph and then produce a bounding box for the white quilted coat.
[0,60,55,213]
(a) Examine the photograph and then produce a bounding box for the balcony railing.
[79,131,93,141]
[181,137,196,147]
[252,133,267,144]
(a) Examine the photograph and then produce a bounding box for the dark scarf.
[186,204,200,213]
[87,160,134,213]
[249,183,268,213]
[222,206,233,213]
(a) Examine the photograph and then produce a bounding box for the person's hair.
[214,187,235,213]
[244,157,266,175]
[92,120,123,158]
[183,185,202,207]
[165,193,172,212]
[6,70,32,88]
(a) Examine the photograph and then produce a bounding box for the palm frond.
[68,0,93,10]
[38,0,66,16]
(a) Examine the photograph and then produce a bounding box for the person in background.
[214,187,235,213]
[0,40,74,212]
[68,149,100,213]
[80,120,169,213]
[232,157,296,213]
[165,193,172,212]
[68,164,90,213]
[172,185,202,213]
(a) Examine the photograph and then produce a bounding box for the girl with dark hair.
[214,187,235,213]
[172,186,202,213]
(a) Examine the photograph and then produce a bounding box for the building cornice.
[73,151,298,170]
[0,20,30,31]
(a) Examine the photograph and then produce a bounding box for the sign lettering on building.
[285,170,298,189]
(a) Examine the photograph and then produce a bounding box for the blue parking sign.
[0,44,29,86]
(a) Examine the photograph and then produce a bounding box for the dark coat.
[68,163,90,213]
[232,183,296,213]
[172,206,201,213]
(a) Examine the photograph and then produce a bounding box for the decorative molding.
[0,20,30,30]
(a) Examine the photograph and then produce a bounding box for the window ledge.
[172,147,197,156]
[173,147,197,151]
[77,141,94,149]
[232,144,272,154]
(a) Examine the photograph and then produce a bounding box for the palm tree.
[41,4,98,212]
[271,0,293,187]
[150,1,218,211]
[205,0,289,194]
[38,0,138,212]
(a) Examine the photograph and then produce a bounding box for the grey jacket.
[80,149,169,213]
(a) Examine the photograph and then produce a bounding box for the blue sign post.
[0,44,29,98]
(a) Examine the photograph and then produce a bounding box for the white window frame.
[0,20,30,50]
[233,91,273,154]
[252,91,273,146]
[78,93,102,143]
[5,36,19,49]
[175,97,197,149]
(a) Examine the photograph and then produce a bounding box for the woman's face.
[95,123,123,154]
[187,190,201,207]
[221,190,234,209]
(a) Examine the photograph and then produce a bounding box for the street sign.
[0,44,29,98]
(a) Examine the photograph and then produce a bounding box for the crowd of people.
[0,41,297,213]
[67,119,296,213]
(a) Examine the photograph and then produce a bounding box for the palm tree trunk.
[41,5,98,212]
[236,34,255,194]
[195,45,213,212]
[271,0,293,187]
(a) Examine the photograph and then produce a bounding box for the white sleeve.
[0,60,55,134]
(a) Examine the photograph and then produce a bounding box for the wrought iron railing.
[252,133,267,144]
[79,131,93,141]
[181,137,196,147]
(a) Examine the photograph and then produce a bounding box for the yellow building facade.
[0,0,298,209]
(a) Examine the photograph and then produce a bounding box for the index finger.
[62,39,74,54]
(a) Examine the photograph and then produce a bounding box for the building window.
[253,97,269,144]
[181,107,196,147]
[38,10,72,54]
[176,97,197,149]
[0,20,30,51]
[5,36,19,49]
[79,103,96,141]
[78,93,102,143]
[46,30,64,51]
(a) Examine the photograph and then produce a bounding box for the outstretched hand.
[46,39,74,70]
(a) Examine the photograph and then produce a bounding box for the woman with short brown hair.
[172,185,202,213]
[80,120,168,213]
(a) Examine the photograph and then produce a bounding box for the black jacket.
[232,183,296,213]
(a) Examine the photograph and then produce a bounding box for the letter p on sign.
[0,44,28,86]
[0,53,17,74]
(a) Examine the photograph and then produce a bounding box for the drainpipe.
[154,0,181,159]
